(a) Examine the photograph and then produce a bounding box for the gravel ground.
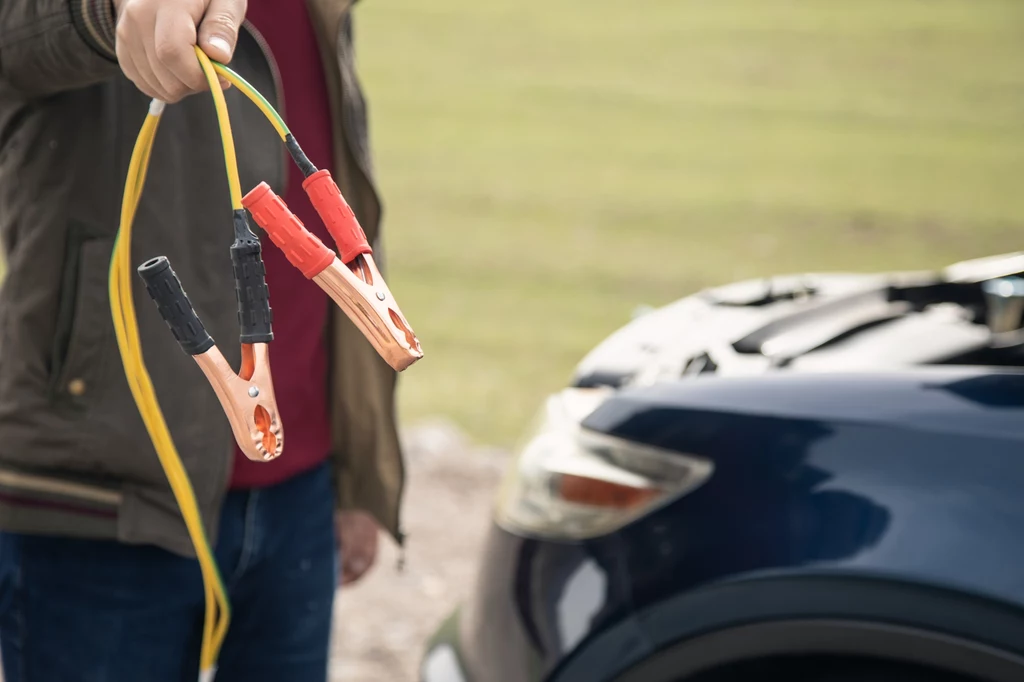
[329,419,510,682]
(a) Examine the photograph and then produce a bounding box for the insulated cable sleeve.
[137,256,215,356]
[285,134,317,177]
[230,209,274,344]
[210,61,317,178]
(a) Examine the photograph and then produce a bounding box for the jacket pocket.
[48,226,114,405]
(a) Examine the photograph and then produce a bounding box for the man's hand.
[335,510,380,586]
[112,0,246,102]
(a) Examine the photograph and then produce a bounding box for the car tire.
[795,658,974,682]
[680,656,975,682]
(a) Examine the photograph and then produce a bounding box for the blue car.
[420,252,1024,682]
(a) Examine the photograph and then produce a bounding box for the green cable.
[212,62,290,139]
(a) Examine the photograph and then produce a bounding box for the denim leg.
[0,531,205,682]
[0,463,337,682]
[215,462,338,682]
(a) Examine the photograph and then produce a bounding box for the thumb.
[197,0,247,63]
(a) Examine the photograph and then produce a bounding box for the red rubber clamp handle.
[242,182,334,279]
[302,169,372,264]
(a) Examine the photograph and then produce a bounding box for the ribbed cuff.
[70,0,118,61]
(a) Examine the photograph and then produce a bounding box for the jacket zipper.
[241,20,290,196]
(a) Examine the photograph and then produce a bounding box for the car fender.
[551,573,1024,682]
[553,368,1024,680]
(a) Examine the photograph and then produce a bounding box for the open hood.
[572,252,1024,391]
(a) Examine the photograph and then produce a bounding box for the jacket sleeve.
[0,0,121,98]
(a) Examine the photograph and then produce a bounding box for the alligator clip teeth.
[243,181,424,372]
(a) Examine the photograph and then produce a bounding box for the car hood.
[571,252,1024,391]
[582,367,1024,448]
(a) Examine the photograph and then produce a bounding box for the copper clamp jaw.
[138,211,285,463]
[243,174,424,372]
[136,173,421,463]
[193,342,283,461]
[315,254,422,371]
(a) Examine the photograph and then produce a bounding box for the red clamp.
[243,179,422,372]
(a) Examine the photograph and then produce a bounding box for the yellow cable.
[110,109,230,675]
[195,47,242,210]
[109,49,253,673]
[110,47,288,678]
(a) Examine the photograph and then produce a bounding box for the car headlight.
[494,388,714,540]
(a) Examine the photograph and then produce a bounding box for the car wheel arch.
[611,619,1024,682]
[550,574,1024,682]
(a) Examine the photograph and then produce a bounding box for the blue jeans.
[0,460,338,682]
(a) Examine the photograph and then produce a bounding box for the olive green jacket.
[0,0,405,556]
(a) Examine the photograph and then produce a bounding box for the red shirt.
[229,1,335,488]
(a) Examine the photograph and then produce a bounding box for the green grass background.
[5,2,1019,449]
[357,0,1024,446]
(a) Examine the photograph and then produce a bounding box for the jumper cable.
[110,46,422,680]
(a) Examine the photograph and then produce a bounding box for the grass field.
[6,3,1020,450]
[355,0,1024,446]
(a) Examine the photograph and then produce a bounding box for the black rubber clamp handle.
[137,256,215,356]
[231,209,274,344]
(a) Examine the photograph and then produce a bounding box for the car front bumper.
[420,521,635,682]
[420,608,470,682]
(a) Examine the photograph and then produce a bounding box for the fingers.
[343,536,375,583]
[154,5,207,96]
[197,0,247,64]
[116,37,160,100]
[341,549,372,585]
[114,0,237,103]
[143,32,192,102]
[336,510,381,586]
